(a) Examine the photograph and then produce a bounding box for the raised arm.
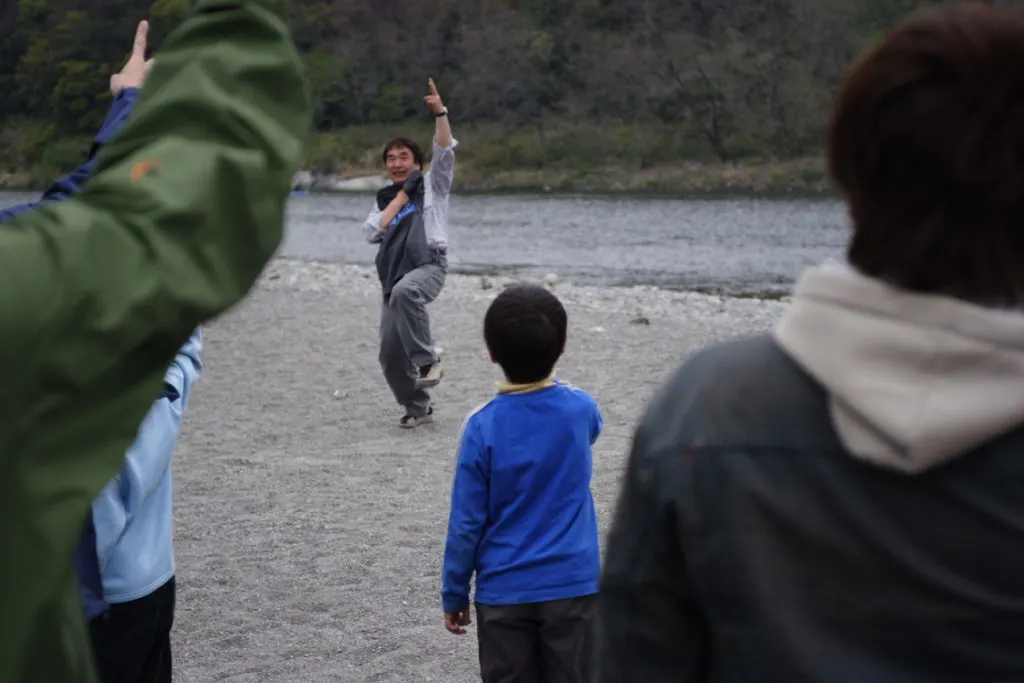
[0,87,139,223]
[0,3,309,398]
[0,3,311,680]
[424,78,456,197]
[427,79,453,149]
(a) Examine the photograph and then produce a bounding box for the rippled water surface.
[1,190,849,295]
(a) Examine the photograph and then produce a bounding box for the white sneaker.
[415,362,443,389]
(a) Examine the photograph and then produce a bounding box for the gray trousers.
[475,595,596,683]
[379,262,446,416]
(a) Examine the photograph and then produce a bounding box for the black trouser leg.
[89,577,176,683]
[476,595,596,683]
[476,602,542,683]
[537,595,596,683]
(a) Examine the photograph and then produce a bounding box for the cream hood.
[774,262,1024,474]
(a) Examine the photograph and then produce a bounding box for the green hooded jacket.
[0,1,311,680]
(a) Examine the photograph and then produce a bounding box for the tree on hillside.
[0,0,963,168]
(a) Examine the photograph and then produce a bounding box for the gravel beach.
[170,258,789,682]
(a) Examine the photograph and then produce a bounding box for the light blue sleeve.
[162,327,203,404]
[92,328,203,567]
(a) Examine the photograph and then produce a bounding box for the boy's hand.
[444,609,471,634]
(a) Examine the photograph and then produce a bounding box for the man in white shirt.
[362,78,456,428]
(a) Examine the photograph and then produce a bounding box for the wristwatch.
[435,106,448,118]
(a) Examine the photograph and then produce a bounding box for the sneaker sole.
[415,369,443,389]
[399,415,434,429]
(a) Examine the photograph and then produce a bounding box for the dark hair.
[828,2,1024,305]
[484,284,567,384]
[381,137,424,168]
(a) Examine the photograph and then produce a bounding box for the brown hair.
[828,2,1024,305]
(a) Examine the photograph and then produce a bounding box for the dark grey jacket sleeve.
[596,377,711,682]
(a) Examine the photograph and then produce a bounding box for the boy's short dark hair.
[484,284,567,385]
[381,137,424,168]
[827,2,1024,305]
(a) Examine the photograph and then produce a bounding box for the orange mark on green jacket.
[130,160,160,183]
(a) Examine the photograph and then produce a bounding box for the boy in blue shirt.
[441,284,603,683]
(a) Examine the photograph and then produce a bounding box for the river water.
[0,190,848,296]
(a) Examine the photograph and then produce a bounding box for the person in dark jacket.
[597,4,1024,682]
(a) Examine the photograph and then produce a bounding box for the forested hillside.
[0,0,994,191]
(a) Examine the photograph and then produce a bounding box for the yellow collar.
[496,372,557,395]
